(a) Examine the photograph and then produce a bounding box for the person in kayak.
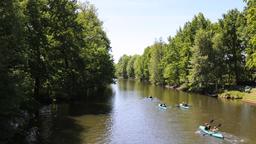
[181,102,188,107]
[211,126,219,132]
[160,103,166,107]
[204,123,211,130]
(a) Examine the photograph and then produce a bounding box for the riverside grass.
[219,88,256,101]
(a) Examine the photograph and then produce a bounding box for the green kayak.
[199,125,224,139]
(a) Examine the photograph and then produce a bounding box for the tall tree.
[134,56,143,80]
[0,0,26,142]
[189,29,214,90]
[25,0,49,99]
[179,13,211,85]
[219,9,246,84]
[211,32,227,88]
[126,55,138,78]
[162,36,181,85]
[149,40,165,85]
[77,2,115,89]
[245,0,256,73]
[141,46,151,81]
[116,55,130,78]
[47,0,84,97]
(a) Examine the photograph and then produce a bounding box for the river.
[37,79,256,144]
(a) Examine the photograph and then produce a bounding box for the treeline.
[116,0,256,92]
[0,0,114,143]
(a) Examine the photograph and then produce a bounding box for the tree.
[126,55,138,78]
[162,36,181,85]
[149,40,165,85]
[211,32,227,88]
[189,29,214,90]
[178,13,211,85]
[134,56,143,80]
[0,0,27,142]
[116,55,130,78]
[219,9,246,84]
[25,0,49,99]
[141,46,151,81]
[77,2,115,89]
[244,0,256,74]
[46,0,85,97]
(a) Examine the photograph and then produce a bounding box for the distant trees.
[0,0,114,142]
[116,55,130,78]
[115,1,256,91]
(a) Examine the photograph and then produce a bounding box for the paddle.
[216,123,222,129]
[209,119,214,124]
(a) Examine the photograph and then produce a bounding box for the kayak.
[179,103,189,109]
[158,104,167,109]
[199,125,224,139]
[147,96,153,99]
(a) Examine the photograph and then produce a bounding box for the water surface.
[38,79,256,144]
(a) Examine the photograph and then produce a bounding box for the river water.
[38,79,256,144]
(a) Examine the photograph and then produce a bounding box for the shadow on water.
[37,104,86,144]
[37,86,114,144]
[68,87,114,116]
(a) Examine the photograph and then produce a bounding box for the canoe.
[158,104,167,109]
[179,103,189,109]
[199,125,224,139]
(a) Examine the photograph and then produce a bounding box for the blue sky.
[80,0,245,63]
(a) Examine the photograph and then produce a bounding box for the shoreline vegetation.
[124,78,256,104]
[115,0,256,104]
[0,0,114,143]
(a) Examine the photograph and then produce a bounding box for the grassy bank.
[243,88,256,104]
[218,88,256,104]
[219,90,245,99]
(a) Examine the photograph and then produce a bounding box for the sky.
[80,0,245,63]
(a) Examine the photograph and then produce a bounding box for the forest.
[0,0,114,143]
[116,0,256,93]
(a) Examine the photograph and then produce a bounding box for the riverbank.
[122,78,256,105]
[165,83,256,105]
[218,88,256,104]
[243,88,256,104]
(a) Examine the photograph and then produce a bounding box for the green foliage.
[126,55,138,78]
[188,29,214,90]
[0,0,28,142]
[211,32,227,87]
[77,3,115,89]
[116,4,255,90]
[0,0,114,142]
[219,90,245,99]
[149,40,165,85]
[218,9,246,84]
[162,36,182,85]
[245,0,256,70]
[116,55,130,78]
[25,0,49,100]
[141,46,152,80]
[134,56,143,80]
